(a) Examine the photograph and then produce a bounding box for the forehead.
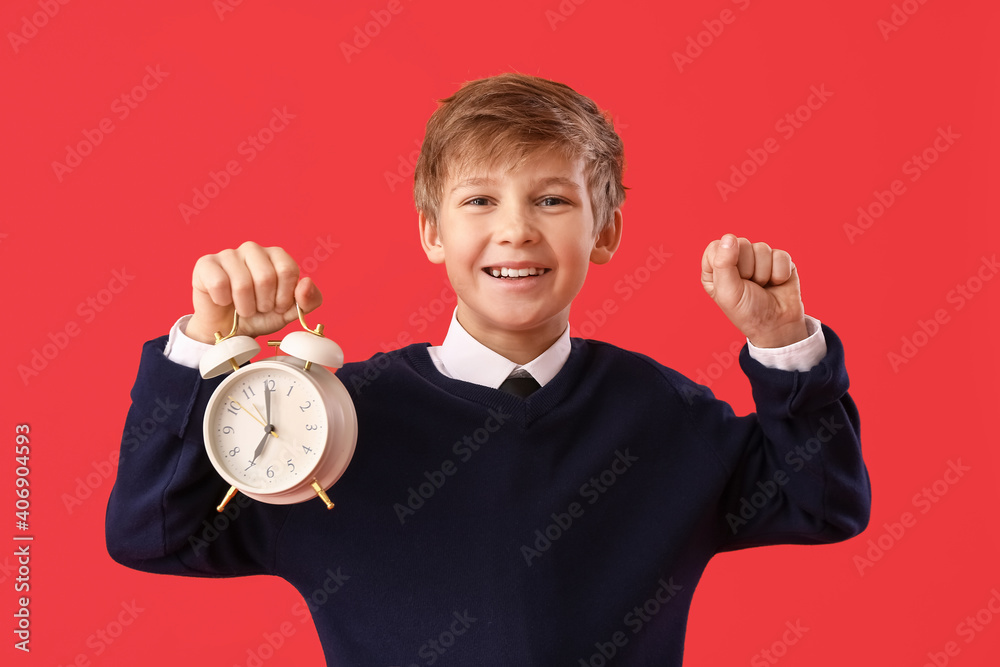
[444,148,586,194]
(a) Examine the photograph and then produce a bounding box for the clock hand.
[250,426,271,465]
[264,380,272,426]
[228,395,278,438]
[228,395,266,427]
[251,403,275,434]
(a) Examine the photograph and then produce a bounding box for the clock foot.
[311,480,335,510]
[217,485,239,512]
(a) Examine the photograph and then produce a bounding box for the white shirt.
[165,310,828,383]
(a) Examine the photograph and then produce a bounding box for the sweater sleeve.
[698,324,871,551]
[105,336,292,577]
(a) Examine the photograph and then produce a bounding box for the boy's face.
[419,149,622,350]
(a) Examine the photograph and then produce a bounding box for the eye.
[539,196,568,207]
[465,197,491,206]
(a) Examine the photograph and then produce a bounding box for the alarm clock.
[199,304,357,512]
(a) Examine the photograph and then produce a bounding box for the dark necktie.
[498,374,541,398]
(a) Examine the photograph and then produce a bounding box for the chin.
[490,309,564,333]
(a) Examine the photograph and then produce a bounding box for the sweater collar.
[430,309,571,389]
[404,337,593,427]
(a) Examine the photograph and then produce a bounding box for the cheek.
[443,259,477,295]
[562,238,598,271]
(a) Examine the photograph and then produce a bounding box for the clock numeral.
[227,401,241,416]
[286,459,295,473]
[301,445,313,454]
[306,424,319,431]
[265,379,276,391]
[245,460,256,472]
[222,426,234,434]
[243,386,256,400]
[266,466,275,479]
[228,447,240,457]
[286,385,295,397]
[299,400,312,412]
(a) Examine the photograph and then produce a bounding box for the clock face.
[205,361,329,494]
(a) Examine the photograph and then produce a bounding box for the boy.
[106,73,871,665]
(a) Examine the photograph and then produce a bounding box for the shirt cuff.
[746,315,827,372]
[163,314,215,370]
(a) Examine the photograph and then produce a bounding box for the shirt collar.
[434,309,571,389]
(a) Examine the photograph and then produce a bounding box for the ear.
[418,210,445,264]
[590,208,623,265]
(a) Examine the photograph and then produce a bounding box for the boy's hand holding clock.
[179,241,353,512]
[186,241,323,344]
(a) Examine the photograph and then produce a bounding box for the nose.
[495,204,539,246]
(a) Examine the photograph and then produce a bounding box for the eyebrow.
[449,176,583,195]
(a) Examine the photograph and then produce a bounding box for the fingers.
[192,253,236,309]
[702,234,798,305]
[703,234,745,308]
[770,249,794,285]
[267,246,301,314]
[752,241,773,285]
[735,237,755,280]
[706,236,792,287]
[193,242,305,317]
[228,242,275,317]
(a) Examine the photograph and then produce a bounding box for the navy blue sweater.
[106,327,870,665]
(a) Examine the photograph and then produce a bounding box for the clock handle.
[215,310,241,343]
[296,302,324,336]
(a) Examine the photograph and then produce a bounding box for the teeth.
[487,267,547,278]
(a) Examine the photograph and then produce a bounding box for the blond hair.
[414,73,626,231]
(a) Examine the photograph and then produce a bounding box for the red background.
[3,0,998,665]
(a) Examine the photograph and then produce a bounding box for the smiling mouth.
[483,267,551,279]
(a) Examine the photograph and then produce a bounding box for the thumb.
[710,234,745,310]
[290,277,323,320]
